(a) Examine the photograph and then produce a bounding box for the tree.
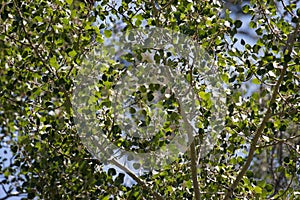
[0,0,299,199]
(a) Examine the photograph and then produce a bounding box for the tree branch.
[109,158,164,200]
[188,66,201,200]
[190,140,201,200]
[163,61,201,200]
[224,19,300,200]
[88,139,164,200]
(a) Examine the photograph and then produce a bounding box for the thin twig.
[268,173,295,200]
[256,134,300,149]
[106,3,136,28]
[160,0,175,11]
[13,0,56,77]
[0,183,27,200]
[258,1,285,44]
[279,0,297,18]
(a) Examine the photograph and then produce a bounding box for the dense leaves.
[0,0,299,199]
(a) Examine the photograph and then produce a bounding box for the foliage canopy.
[0,0,299,199]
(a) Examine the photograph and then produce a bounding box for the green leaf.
[66,0,73,5]
[68,50,77,58]
[135,19,142,27]
[242,5,250,14]
[102,195,110,200]
[4,170,10,178]
[221,73,229,83]
[34,16,43,22]
[49,56,59,69]
[249,21,257,28]
[235,20,242,28]
[265,184,273,192]
[254,186,263,194]
[108,168,116,176]
[199,91,210,101]
[133,163,141,169]
[104,30,112,38]
[252,78,261,84]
